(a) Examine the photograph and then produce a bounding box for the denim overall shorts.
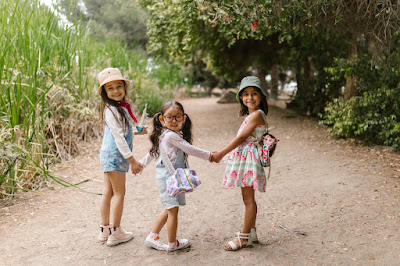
[155,148,186,209]
[100,119,133,173]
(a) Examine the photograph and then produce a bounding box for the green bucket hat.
[236,76,268,102]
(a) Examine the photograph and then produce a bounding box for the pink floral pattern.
[223,110,267,192]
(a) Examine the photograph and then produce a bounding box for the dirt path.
[1,97,400,265]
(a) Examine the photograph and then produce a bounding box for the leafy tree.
[56,0,148,48]
[140,0,400,148]
[140,0,400,102]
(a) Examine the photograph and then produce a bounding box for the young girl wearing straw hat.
[97,67,146,246]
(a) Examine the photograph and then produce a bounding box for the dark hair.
[238,87,268,116]
[149,101,192,158]
[100,81,129,131]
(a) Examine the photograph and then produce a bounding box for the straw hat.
[236,76,268,102]
[97,68,131,95]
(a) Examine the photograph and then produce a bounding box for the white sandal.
[224,232,253,251]
[251,227,259,244]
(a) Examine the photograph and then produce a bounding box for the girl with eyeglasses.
[137,101,213,252]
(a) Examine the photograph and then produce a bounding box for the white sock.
[149,232,159,239]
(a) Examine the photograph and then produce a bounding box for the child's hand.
[130,160,143,175]
[135,128,148,135]
[209,151,218,163]
[209,152,214,162]
[212,151,224,163]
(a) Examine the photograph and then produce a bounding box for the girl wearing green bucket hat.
[212,76,269,251]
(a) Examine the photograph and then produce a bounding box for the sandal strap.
[227,240,238,250]
[236,231,250,239]
[235,231,250,248]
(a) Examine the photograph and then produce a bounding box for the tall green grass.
[0,0,187,197]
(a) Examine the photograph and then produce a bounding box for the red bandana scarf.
[118,101,138,123]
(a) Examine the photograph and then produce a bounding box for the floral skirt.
[223,147,266,192]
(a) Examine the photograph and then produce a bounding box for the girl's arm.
[139,152,154,168]
[213,111,265,162]
[166,133,211,161]
[105,107,141,171]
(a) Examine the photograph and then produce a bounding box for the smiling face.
[160,106,186,132]
[103,80,126,102]
[239,86,262,112]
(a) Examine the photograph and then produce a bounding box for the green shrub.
[321,87,400,149]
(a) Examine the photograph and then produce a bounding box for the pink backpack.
[256,110,279,176]
[259,132,278,168]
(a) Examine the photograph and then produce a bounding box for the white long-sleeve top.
[104,105,134,159]
[140,130,210,167]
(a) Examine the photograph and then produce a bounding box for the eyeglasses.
[163,114,184,122]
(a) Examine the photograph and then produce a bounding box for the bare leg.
[151,210,168,234]
[241,187,257,234]
[166,207,179,244]
[224,187,256,250]
[107,171,126,227]
[100,173,113,225]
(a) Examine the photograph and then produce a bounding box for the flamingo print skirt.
[223,111,267,192]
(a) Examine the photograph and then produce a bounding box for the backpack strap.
[159,131,176,176]
[256,110,272,179]
[256,109,268,133]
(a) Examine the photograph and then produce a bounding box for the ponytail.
[149,112,163,158]
[181,114,192,144]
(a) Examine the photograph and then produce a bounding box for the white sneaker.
[166,239,190,252]
[98,224,111,242]
[145,234,168,251]
[107,226,134,246]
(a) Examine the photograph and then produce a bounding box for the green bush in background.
[321,53,400,149]
[321,88,400,149]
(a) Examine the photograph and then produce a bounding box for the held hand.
[213,151,224,163]
[130,160,143,175]
[209,151,219,163]
[209,152,214,163]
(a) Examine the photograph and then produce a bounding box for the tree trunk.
[288,55,313,115]
[256,70,268,96]
[270,64,279,99]
[344,38,358,101]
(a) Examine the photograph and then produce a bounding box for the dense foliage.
[56,0,149,48]
[0,0,186,197]
[140,0,400,150]
[321,52,400,149]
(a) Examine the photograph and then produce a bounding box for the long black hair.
[100,81,129,131]
[149,101,192,158]
[238,87,268,117]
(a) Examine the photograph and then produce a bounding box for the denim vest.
[100,114,133,173]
